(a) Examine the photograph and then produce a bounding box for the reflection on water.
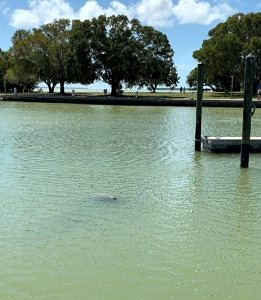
[0,102,260,299]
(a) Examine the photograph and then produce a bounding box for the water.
[0,102,260,300]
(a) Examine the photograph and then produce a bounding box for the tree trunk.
[111,83,117,96]
[150,84,156,93]
[46,82,52,93]
[46,81,56,93]
[60,80,65,95]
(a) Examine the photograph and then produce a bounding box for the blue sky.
[0,0,260,88]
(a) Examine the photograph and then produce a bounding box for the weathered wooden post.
[195,63,205,151]
[240,55,255,168]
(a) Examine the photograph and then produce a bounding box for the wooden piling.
[240,56,255,168]
[195,63,205,151]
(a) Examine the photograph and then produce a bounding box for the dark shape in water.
[91,194,117,202]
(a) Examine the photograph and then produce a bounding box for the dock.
[202,136,261,152]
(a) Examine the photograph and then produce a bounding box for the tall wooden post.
[195,63,205,151]
[240,56,255,168]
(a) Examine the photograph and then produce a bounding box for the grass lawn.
[112,91,245,99]
[4,90,248,100]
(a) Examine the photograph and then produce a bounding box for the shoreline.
[1,93,261,107]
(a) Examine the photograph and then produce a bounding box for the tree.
[192,12,261,92]
[5,58,37,92]
[11,29,52,91]
[67,19,99,85]
[37,19,71,94]
[75,15,177,96]
[9,15,178,95]
[11,19,72,94]
[131,23,178,92]
[186,67,197,89]
[87,15,142,96]
[1,47,36,92]
[0,49,9,92]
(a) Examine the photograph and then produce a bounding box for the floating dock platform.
[202,136,261,152]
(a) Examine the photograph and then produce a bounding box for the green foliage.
[186,67,197,88]
[192,12,261,92]
[71,15,177,95]
[1,47,36,92]
[9,15,177,95]
[11,19,73,93]
[10,29,43,91]
[0,49,9,74]
[0,49,8,91]
[130,24,178,92]
[88,15,143,95]
[39,19,71,93]
[67,19,97,85]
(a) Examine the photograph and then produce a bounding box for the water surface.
[0,102,260,299]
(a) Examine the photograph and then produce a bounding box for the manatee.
[90,194,117,201]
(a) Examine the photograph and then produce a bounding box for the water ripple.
[0,103,260,299]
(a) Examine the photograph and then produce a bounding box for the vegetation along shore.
[0,12,260,97]
[1,91,261,108]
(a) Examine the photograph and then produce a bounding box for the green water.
[0,102,260,300]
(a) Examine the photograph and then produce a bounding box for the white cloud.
[106,1,129,16]
[0,1,9,15]
[78,1,129,20]
[78,1,104,20]
[10,0,74,28]
[173,0,236,25]
[135,0,175,26]
[9,0,236,28]
[11,9,39,27]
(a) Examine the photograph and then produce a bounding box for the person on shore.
[257,80,261,100]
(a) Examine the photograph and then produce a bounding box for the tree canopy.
[0,49,8,92]
[6,15,178,95]
[70,15,142,96]
[70,15,178,95]
[10,19,72,93]
[192,12,261,92]
[128,21,178,92]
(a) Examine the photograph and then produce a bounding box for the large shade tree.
[9,15,178,95]
[71,15,178,95]
[130,22,178,92]
[5,60,37,92]
[11,19,72,93]
[1,47,37,92]
[67,19,98,85]
[192,12,261,92]
[89,15,142,96]
[0,49,9,92]
[39,19,71,94]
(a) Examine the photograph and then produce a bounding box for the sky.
[0,0,260,89]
